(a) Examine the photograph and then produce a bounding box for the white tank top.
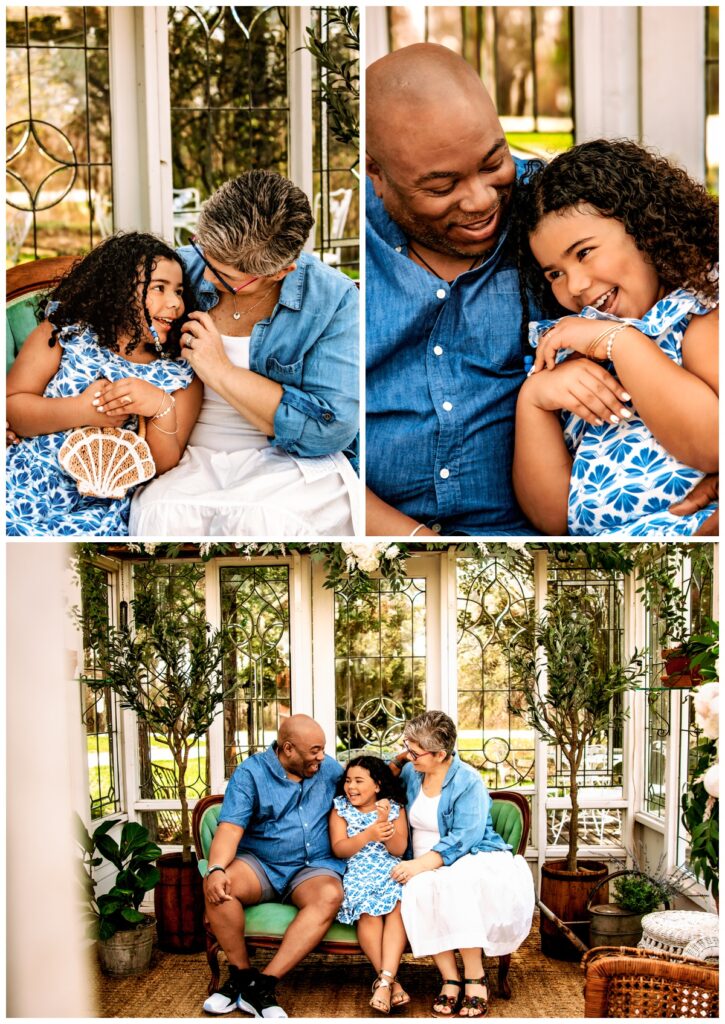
[409,790,442,857]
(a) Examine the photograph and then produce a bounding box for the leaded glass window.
[705,6,719,193]
[132,560,208,845]
[6,5,113,264]
[168,5,289,248]
[456,553,535,792]
[387,5,574,158]
[335,577,427,759]
[312,6,360,276]
[220,565,291,777]
[79,560,122,819]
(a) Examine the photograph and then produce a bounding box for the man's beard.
[389,191,510,260]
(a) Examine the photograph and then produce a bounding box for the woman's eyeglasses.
[189,237,258,295]
[403,741,436,762]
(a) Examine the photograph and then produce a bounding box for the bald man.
[201,715,344,1017]
[366,43,539,536]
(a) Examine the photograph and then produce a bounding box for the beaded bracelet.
[585,325,617,360]
[605,323,630,362]
[153,393,176,421]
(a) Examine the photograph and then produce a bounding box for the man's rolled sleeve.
[218,768,255,830]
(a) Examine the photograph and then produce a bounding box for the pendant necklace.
[408,242,482,278]
[231,282,278,321]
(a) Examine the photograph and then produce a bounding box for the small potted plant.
[510,588,643,959]
[77,815,161,976]
[588,868,673,948]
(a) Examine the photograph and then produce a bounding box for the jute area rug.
[93,913,585,1018]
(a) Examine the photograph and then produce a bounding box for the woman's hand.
[390,858,428,885]
[91,377,170,420]
[521,359,633,427]
[532,318,632,372]
[179,311,232,387]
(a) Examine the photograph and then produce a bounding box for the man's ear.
[366,153,385,198]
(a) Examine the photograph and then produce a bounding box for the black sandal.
[433,979,462,1017]
[459,974,489,1018]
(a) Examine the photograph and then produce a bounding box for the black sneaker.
[237,971,288,1019]
[203,966,257,1015]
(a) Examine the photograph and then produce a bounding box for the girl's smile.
[144,258,185,337]
[529,206,666,320]
[344,767,379,810]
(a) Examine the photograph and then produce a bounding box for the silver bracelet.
[409,523,426,537]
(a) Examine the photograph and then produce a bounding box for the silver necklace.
[231,282,278,321]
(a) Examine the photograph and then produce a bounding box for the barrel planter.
[539,860,609,961]
[154,851,206,953]
[97,916,155,976]
[661,647,701,688]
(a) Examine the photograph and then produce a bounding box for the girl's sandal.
[370,969,395,1013]
[458,974,489,1018]
[432,979,462,1017]
[391,981,410,1009]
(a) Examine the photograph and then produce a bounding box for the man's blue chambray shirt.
[178,246,359,464]
[219,744,345,895]
[365,162,537,535]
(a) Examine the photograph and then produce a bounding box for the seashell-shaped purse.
[59,417,156,499]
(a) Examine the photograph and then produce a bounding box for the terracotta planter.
[154,851,206,953]
[539,860,609,961]
[661,648,701,688]
[97,915,155,976]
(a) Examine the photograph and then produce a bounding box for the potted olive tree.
[510,588,643,959]
[82,596,233,953]
[77,815,161,976]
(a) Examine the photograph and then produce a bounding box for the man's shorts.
[236,851,341,903]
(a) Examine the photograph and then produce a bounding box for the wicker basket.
[582,945,719,1018]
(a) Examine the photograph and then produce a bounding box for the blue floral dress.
[334,796,404,925]
[529,284,718,536]
[6,323,194,536]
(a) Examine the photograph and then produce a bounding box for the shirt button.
[432,523,442,533]
[322,412,333,422]
[433,345,443,356]
[440,468,450,479]
[442,401,453,411]
[436,288,447,299]
[394,245,402,253]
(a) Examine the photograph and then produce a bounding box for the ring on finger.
[182,332,193,350]
[123,395,132,405]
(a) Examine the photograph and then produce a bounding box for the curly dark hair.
[336,755,407,806]
[40,231,194,358]
[510,139,719,343]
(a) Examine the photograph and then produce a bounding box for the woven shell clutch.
[59,418,156,499]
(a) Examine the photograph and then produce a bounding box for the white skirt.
[401,851,534,958]
[129,444,358,537]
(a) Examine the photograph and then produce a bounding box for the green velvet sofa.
[192,789,531,1000]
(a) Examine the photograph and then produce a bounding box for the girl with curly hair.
[330,756,410,1013]
[511,139,718,536]
[6,232,202,535]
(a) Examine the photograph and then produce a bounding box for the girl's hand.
[92,377,169,419]
[179,311,232,387]
[78,380,129,427]
[390,858,426,885]
[375,799,391,821]
[532,317,625,372]
[368,817,396,843]
[6,421,20,445]
[521,360,633,427]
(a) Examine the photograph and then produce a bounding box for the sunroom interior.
[7,541,718,1016]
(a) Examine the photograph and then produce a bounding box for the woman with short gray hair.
[391,711,534,1017]
[130,170,359,536]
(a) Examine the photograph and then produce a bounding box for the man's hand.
[670,475,719,535]
[204,869,233,905]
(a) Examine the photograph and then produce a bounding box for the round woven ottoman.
[639,911,719,958]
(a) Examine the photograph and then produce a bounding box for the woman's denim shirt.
[401,754,510,865]
[178,246,359,461]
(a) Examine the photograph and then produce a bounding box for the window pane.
[5,6,113,263]
[457,554,535,792]
[220,565,291,777]
[335,577,427,759]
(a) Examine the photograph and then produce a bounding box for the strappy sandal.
[458,974,489,1018]
[391,979,411,1009]
[432,979,462,1017]
[370,969,395,1013]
